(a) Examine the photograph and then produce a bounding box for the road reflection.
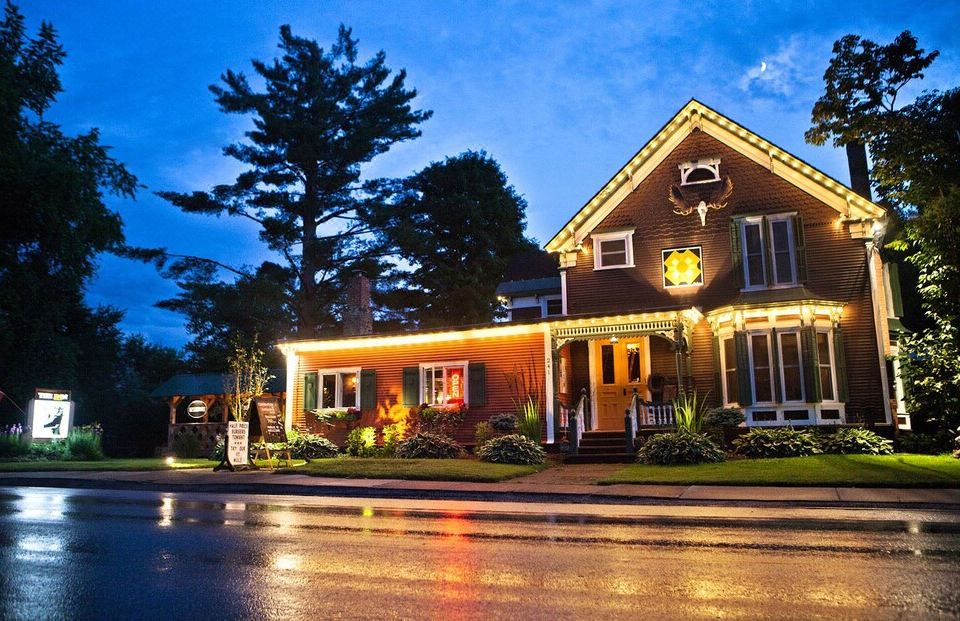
[1,487,959,620]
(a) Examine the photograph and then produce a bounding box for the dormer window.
[679,158,721,186]
[591,229,635,270]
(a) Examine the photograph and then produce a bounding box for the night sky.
[24,0,960,348]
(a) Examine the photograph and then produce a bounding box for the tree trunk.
[298,187,321,339]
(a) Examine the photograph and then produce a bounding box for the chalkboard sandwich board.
[249,397,292,468]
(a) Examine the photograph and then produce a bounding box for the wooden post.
[569,409,579,455]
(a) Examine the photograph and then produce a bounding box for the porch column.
[543,326,556,444]
[168,396,181,425]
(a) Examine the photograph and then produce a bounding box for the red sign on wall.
[448,367,464,404]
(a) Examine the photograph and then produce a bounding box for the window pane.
[321,374,336,408]
[780,333,803,401]
[752,410,777,422]
[744,224,765,286]
[723,338,738,404]
[545,298,563,316]
[784,409,810,421]
[340,372,357,408]
[627,345,641,383]
[599,239,628,266]
[752,334,772,402]
[770,221,795,284]
[601,345,615,385]
[817,332,835,401]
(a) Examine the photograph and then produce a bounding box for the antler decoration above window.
[668,175,733,226]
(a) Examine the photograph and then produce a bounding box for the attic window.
[679,158,721,186]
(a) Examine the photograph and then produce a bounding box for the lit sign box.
[29,388,73,440]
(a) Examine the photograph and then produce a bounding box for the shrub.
[311,407,361,426]
[895,432,953,454]
[346,426,377,457]
[474,421,496,450]
[488,413,517,432]
[673,389,710,433]
[819,428,893,455]
[29,441,68,461]
[66,424,106,461]
[381,422,408,457]
[477,434,545,465]
[636,430,726,465]
[415,404,467,435]
[172,432,202,458]
[734,427,821,458]
[212,435,225,461]
[704,407,745,427]
[516,397,542,442]
[287,431,340,460]
[0,424,31,458]
[394,432,462,459]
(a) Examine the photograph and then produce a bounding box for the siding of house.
[291,330,547,445]
[564,130,885,422]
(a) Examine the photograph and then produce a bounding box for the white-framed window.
[720,335,739,406]
[543,296,563,317]
[776,330,804,402]
[748,332,775,404]
[591,230,635,270]
[319,368,360,409]
[420,361,468,406]
[739,214,798,289]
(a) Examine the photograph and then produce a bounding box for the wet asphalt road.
[1,487,959,620]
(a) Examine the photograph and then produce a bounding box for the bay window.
[721,336,738,405]
[817,331,836,401]
[777,331,804,402]
[749,333,774,403]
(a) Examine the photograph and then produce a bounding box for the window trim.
[542,295,563,317]
[817,328,840,404]
[740,216,767,290]
[317,367,361,409]
[419,360,469,406]
[776,330,805,403]
[766,213,798,286]
[747,331,776,405]
[591,230,635,271]
[720,335,738,406]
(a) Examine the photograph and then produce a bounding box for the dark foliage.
[733,428,821,459]
[636,430,726,465]
[818,428,893,455]
[476,434,545,465]
[394,432,462,459]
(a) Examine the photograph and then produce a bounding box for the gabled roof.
[151,370,286,398]
[545,99,886,253]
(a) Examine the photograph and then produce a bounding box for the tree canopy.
[380,151,537,327]
[152,24,431,340]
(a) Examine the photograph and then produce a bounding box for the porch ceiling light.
[609,335,619,343]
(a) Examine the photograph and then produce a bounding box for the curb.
[3,476,960,512]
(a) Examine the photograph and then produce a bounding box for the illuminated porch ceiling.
[545,98,887,254]
[548,308,702,347]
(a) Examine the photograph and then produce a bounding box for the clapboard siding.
[293,331,546,444]
[564,130,885,422]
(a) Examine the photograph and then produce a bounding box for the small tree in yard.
[224,336,273,421]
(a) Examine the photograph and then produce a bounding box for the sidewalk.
[2,468,960,509]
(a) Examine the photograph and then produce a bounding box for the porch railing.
[640,402,675,426]
[568,388,589,455]
[624,389,641,452]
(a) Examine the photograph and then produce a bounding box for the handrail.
[639,401,676,426]
[624,388,640,452]
[569,388,588,455]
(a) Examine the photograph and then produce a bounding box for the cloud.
[738,35,828,98]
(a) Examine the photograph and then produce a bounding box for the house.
[274,99,905,452]
[495,250,563,321]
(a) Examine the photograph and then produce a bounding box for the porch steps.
[565,430,635,464]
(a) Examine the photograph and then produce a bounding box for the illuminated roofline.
[545,99,886,253]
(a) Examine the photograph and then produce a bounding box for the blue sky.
[25,0,960,348]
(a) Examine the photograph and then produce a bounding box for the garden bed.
[277,457,547,482]
[600,454,960,487]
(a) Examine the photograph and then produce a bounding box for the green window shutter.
[711,335,722,400]
[834,329,849,402]
[303,373,317,411]
[468,362,486,407]
[770,328,783,403]
[729,219,744,289]
[402,367,420,406]
[800,326,822,402]
[360,369,377,412]
[734,331,752,406]
[793,214,807,283]
[887,262,904,317]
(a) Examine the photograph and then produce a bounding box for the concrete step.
[578,445,633,455]
[578,440,628,450]
[580,431,625,440]
[564,452,635,464]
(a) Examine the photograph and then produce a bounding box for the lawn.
[278,458,546,482]
[600,454,960,487]
[0,458,218,472]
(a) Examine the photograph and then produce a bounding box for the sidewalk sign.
[250,397,291,468]
[213,420,253,472]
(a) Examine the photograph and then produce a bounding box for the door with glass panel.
[593,337,650,429]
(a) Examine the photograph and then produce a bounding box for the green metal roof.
[495,277,562,297]
[151,370,286,398]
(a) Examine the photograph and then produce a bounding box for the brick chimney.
[342,270,373,336]
[845,142,873,201]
